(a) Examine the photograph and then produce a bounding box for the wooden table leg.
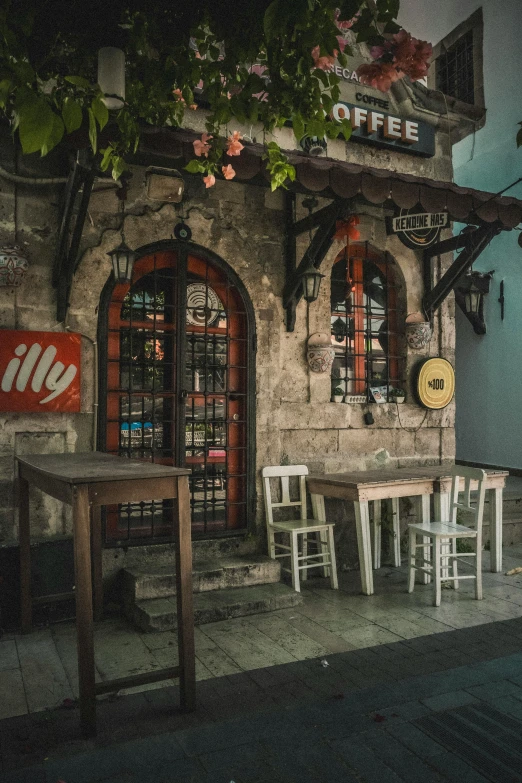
[90,505,103,621]
[354,501,374,596]
[489,487,503,572]
[73,484,96,736]
[175,476,196,711]
[18,469,32,634]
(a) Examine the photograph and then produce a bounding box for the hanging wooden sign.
[0,330,81,412]
[415,357,455,409]
[386,208,450,249]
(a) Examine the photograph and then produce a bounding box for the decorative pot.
[0,245,29,287]
[332,395,344,403]
[395,396,405,404]
[405,313,432,350]
[307,332,335,373]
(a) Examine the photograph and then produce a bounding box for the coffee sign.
[0,330,81,412]
[332,101,435,157]
[415,358,455,410]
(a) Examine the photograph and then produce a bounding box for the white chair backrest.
[262,465,308,525]
[449,465,487,533]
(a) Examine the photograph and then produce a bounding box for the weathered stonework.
[0,69,458,559]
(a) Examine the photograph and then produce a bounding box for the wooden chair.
[262,465,338,593]
[407,466,487,606]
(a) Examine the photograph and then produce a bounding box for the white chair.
[407,466,487,606]
[262,465,338,593]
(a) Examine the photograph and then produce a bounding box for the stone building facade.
[2,53,490,610]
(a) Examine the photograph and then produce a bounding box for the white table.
[307,466,507,596]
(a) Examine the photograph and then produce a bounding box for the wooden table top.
[308,465,508,490]
[16,452,191,485]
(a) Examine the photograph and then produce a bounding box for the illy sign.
[0,330,81,412]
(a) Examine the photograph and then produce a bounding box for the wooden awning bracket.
[283,195,354,331]
[422,222,503,320]
[53,153,96,323]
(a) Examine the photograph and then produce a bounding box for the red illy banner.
[0,330,81,412]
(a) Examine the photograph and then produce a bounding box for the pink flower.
[357,62,401,92]
[311,45,337,71]
[226,131,244,156]
[369,45,386,60]
[336,35,347,53]
[173,88,185,104]
[335,9,359,29]
[203,174,216,188]
[222,164,236,180]
[391,30,432,81]
[193,132,212,157]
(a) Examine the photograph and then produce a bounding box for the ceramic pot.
[332,395,344,403]
[307,332,335,373]
[0,245,28,287]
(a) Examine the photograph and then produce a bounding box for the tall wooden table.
[307,466,507,597]
[17,452,195,737]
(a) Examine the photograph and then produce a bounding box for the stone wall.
[0,96,456,550]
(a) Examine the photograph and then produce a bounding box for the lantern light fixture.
[98,47,125,111]
[301,262,325,303]
[457,269,494,335]
[108,199,135,283]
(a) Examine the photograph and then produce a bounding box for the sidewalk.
[2,615,522,782]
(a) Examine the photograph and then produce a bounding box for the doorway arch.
[98,241,256,542]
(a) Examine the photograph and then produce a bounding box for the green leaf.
[18,97,54,154]
[111,155,127,181]
[340,117,352,141]
[62,97,83,134]
[184,159,206,174]
[99,146,113,172]
[292,113,305,142]
[0,78,12,109]
[41,112,64,155]
[65,75,91,89]
[91,95,109,131]
[87,107,97,153]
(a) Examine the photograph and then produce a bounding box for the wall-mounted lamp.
[301,263,325,303]
[108,199,135,282]
[98,47,125,110]
[456,269,494,335]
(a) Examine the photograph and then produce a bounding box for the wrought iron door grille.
[105,250,249,541]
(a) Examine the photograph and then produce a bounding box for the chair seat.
[271,518,333,533]
[408,521,477,538]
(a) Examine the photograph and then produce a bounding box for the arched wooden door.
[100,245,253,542]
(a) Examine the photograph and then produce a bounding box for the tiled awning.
[139,128,522,230]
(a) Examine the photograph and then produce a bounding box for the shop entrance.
[99,244,254,542]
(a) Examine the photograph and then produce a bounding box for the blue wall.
[401,0,522,469]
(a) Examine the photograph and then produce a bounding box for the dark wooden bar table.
[17,452,195,737]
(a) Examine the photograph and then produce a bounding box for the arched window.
[330,243,403,402]
[99,245,254,542]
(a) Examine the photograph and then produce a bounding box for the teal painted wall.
[400,0,522,469]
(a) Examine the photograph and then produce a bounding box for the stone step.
[129,582,303,632]
[122,555,281,602]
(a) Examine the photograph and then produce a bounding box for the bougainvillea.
[0,1,431,188]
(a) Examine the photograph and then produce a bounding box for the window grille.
[330,243,403,403]
[436,29,475,104]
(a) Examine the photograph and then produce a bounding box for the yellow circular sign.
[416,358,455,409]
